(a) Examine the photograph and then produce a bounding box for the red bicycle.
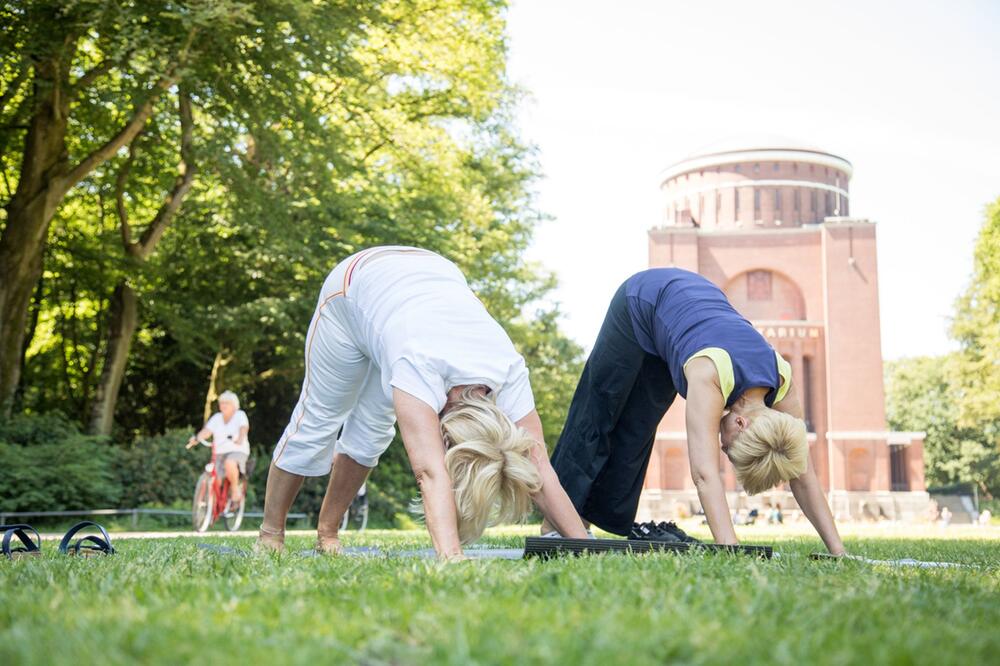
[187,438,250,532]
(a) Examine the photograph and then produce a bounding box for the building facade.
[638,138,929,521]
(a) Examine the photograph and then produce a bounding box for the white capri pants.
[271,255,397,475]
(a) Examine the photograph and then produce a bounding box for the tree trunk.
[203,350,229,424]
[88,282,138,436]
[87,90,197,433]
[0,41,177,417]
[0,54,72,417]
[12,273,46,410]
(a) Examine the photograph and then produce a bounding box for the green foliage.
[117,429,208,508]
[0,411,80,445]
[952,197,1000,434]
[3,0,584,515]
[885,355,1000,498]
[0,531,998,664]
[0,414,121,511]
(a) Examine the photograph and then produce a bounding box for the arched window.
[724,270,806,320]
[747,270,772,300]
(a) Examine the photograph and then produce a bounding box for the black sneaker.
[655,521,701,544]
[629,521,683,543]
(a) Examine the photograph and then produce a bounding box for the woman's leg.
[259,295,369,550]
[315,363,396,552]
[259,464,305,548]
[223,458,242,502]
[549,283,651,531]
[315,453,371,553]
[583,351,676,535]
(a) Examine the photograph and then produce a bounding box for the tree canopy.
[885,196,1000,500]
[952,197,1000,435]
[885,354,999,498]
[0,1,583,520]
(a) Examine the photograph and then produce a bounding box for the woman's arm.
[393,388,464,559]
[789,461,846,555]
[684,360,738,545]
[772,379,846,555]
[186,427,213,449]
[515,410,589,539]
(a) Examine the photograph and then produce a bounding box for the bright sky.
[507,0,1000,360]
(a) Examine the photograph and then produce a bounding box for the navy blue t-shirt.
[625,268,782,407]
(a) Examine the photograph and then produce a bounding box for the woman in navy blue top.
[548,268,844,554]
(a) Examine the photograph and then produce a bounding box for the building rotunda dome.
[659,135,852,229]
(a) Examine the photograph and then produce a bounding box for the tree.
[88,90,196,435]
[5,1,587,519]
[885,354,1000,498]
[952,196,1000,438]
[3,0,531,430]
[0,0,195,414]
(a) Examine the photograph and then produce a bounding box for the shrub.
[0,413,122,512]
[118,429,213,508]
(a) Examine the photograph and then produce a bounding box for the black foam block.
[523,536,772,559]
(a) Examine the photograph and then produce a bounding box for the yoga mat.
[810,553,969,569]
[198,542,523,560]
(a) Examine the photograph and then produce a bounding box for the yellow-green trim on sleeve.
[684,347,735,404]
[774,352,792,404]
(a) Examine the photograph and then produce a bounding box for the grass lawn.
[2,526,998,665]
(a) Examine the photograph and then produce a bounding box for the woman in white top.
[259,247,588,558]
[187,391,250,504]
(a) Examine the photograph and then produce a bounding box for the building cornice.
[648,219,876,236]
[660,148,853,184]
[661,178,850,204]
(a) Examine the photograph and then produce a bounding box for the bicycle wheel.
[224,479,247,531]
[356,498,368,532]
[340,495,369,533]
[192,473,214,532]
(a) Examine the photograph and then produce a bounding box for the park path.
[37,529,318,540]
[37,523,1000,540]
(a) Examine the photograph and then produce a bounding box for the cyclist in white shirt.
[258,246,588,559]
[187,391,250,504]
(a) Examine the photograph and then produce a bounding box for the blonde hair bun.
[727,408,808,495]
[416,388,542,544]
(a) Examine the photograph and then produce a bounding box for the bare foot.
[316,533,342,555]
[254,526,285,553]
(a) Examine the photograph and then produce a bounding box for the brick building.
[638,137,929,521]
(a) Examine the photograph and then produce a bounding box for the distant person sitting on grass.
[258,246,588,559]
[187,391,250,506]
[546,268,846,555]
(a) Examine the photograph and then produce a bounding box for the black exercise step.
[523,536,772,559]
